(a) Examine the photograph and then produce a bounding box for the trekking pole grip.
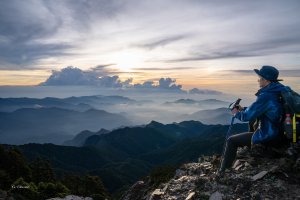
[231,98,242,111]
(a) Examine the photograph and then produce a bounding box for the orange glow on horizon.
[0,70,50,86]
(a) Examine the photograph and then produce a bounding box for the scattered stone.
[252,170,268,181]
[269,166,278,172]
[232,160,241,169]
[185,191,195,200]
[120,143,300,200]
[282,172,289,178]
[234,164,244,171]
[244,162,250,167]
[251,191,261,199]
[209,191,222,200]
[175,169,185,178]
[161,183,169,193]
[149,189,164,200]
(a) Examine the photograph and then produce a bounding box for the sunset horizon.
[1,0,300,95]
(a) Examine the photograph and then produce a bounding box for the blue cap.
[254,65,283,81]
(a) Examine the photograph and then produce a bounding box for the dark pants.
[220,132,253,171]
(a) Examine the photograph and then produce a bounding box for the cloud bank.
[40,66,221,94]
[40,66,128,88]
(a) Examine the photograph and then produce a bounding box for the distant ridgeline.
[0,95,232,145]
[4,121,247,198]
[0,95,135,144]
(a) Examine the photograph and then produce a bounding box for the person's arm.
[234,94,270,122]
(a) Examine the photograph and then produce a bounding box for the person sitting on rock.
[219,65,289,172]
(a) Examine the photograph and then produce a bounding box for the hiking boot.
[236,146,250,158]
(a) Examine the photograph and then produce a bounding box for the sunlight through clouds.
[0,0,299,94]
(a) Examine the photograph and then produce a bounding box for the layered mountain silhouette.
[15,120,248,194]
[180,107,231,125]
[164,98,229,106]
[0,95,236,145]
[0,108,131,144]
[63,129,110,146]
[0,95,136,112]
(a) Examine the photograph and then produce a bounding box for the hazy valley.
[0,90,246,199]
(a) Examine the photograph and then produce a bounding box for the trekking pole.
[220,98,242,165]
[225,98,242,141]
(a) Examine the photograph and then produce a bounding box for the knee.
[227,136,235,145]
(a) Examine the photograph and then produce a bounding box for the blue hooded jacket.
[234,82,290,144]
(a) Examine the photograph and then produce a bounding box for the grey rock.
[232,160,241,169]
[175,169,185,178]
[121,143,300,200]
[185,191,195,200]
[209,191,222,200]
[252,171,268,181]
[149,189,164,200]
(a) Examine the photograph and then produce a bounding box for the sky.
[0,0,300,95]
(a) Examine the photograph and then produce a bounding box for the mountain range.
[14,120,248,194]
[0,107,131,144]
[164,98,229,106]
[180,107,232,125]
[0,95,136,112]
[0,95,238,146]
[63,129,110,146]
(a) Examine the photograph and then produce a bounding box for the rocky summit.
[121,144,300,200]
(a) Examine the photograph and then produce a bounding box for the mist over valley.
[0,87,239,145]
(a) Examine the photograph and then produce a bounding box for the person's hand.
[231,107,239,116]
[231,104,243,116]
[236,105,243,111]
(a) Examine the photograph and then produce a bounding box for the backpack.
[280,88,300,143]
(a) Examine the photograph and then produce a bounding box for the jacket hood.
[256,82,289,96]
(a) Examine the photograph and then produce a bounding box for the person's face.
[257,76,270,88]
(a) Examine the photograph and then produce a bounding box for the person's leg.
[220,132,253,171]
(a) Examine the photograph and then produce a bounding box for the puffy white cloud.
[40,66,223,94]
[40,67,96,86]
[158,78,182,90]
[40,66,185,92]
[133,78,183,92]
[40,66,126,87]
